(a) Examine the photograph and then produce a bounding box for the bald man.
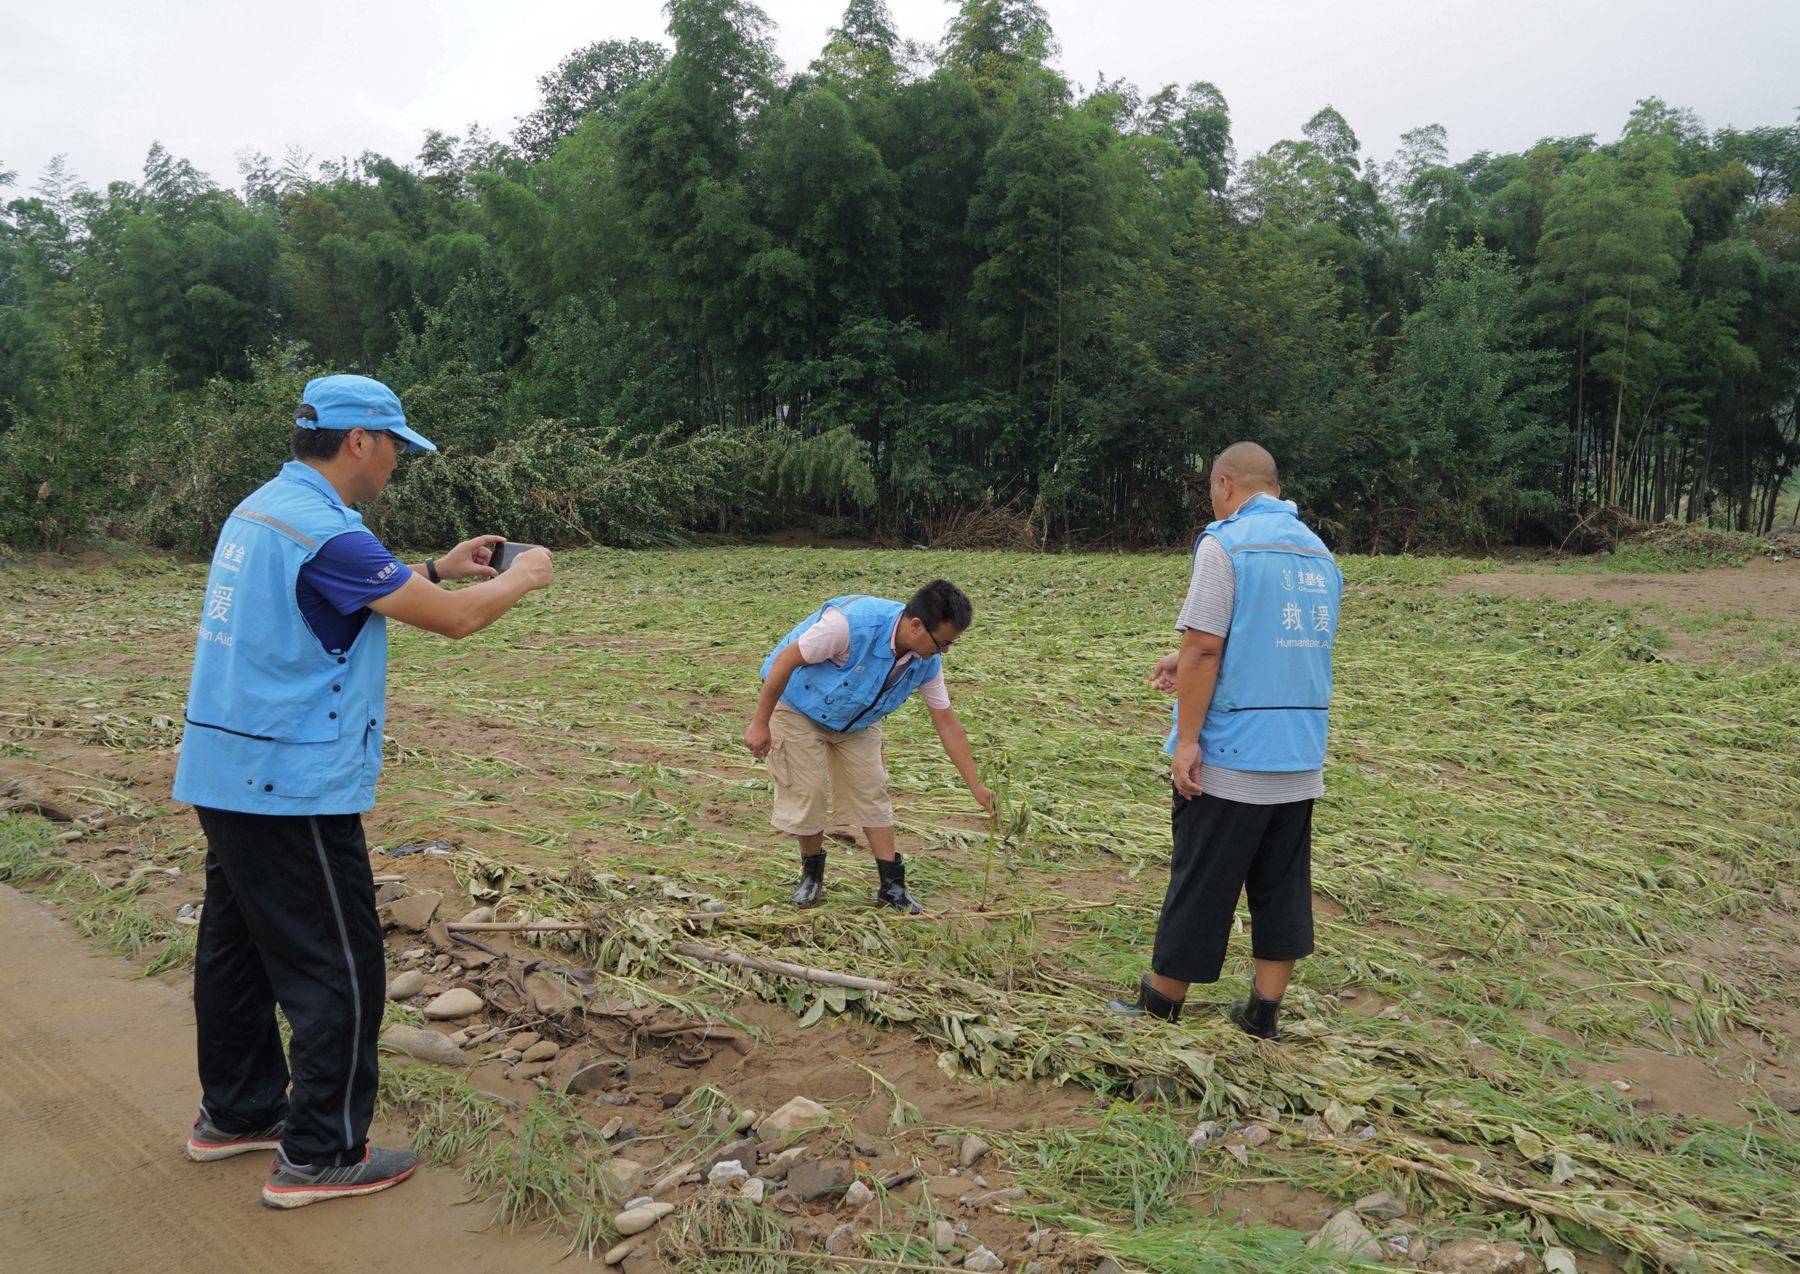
[1109,442,1344,1038]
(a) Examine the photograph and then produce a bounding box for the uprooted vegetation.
[1,546,1797,1272]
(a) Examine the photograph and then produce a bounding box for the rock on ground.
[1354,1190,1405,1219]
[377,1024,467,1068]
[1308,1210,1383,1261]
[762,1145,810,1181]
[612,1201,675,1236]
[604,1159,646,1197]
[959,1133,992,1166]
[787,1158,851,1203]
[422,988,483,1020]
[842,1180,874,1209]
[708,1160,749,1189]
[385,970,425,1000]
[1425,1240,1533,1274]
[760,1095,831,1138]
[963,1246,1005,1271]
[703,1137,756,1173]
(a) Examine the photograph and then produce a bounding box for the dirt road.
[0,884,560,1274]
[1447,555,1800,623]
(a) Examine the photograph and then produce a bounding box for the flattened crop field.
[2,548,1796,1272]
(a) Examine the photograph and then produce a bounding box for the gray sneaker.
[260,1145,419,1209]
[184,1111,285,1162]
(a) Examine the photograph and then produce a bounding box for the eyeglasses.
[927,629,957,655]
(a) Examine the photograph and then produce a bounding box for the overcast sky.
[3,0,1796,198]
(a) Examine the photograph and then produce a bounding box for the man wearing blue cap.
[172,374,553,1208]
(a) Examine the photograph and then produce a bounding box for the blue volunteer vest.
[761,596,942,734]
[1164,493,1343,771]
[171,462,393,814]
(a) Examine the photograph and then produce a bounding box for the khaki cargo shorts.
[766,704,894,835]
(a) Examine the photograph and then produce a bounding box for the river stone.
[549,1052,619,1095]
[612,1201,674,1236]
[521,1039,560,1063]
[762,1146,811,1181]
[739,1177,767,1205]
[1354,1190,1405,1219]
[704,1137,757,1173]
[385,970,426,1000]
[959,1133,992,1167]
[378,1024,467,1068]
[422,988,483,1020]
[759,1096,831,1138]
[933,1220,957,1251]
[457,905,496,924]
[842,1180,875,1209]
[603,1236,644,1266]
[1186,1119,1222,1148]
[1308,1210,1382,1261]
[963,1246,1005,1271]
[787,1158,851,1202]
[603,1159,646,1197]
[708,1160,749,1189]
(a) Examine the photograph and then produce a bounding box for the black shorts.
[1151,791,1315,985]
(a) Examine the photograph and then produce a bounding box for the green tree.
[1533,139,1691,505]
[1384,242,1563,541]
[511,39,668,163]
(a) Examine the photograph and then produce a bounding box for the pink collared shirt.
[793,608,952,710]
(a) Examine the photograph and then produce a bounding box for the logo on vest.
[206,585,237,623]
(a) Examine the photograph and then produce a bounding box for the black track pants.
[192,807,384,1167]
[1150,791,1316,985]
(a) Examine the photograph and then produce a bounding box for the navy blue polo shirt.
[297,531,412,652]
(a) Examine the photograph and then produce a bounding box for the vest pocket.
[362,718,383,786]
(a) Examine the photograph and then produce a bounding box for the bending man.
[1110,442,1343,1039]
[744,581,994,913]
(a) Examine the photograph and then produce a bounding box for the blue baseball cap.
[297,374,438,453]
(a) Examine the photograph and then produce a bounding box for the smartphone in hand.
[489,541,541,574]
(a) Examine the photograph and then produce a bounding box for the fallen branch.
[671,941,897,993]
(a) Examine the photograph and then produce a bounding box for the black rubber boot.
[792,852,825,908]
[1227,983,1282,1040]
[873,855,923,914]
[1106,975,1184,1022]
